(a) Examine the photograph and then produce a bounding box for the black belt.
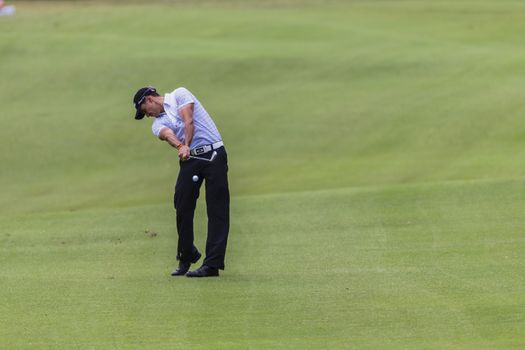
[190,141,224,156]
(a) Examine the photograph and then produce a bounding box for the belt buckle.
[195,147,205,155]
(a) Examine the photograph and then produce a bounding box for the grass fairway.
[1,1,525,349]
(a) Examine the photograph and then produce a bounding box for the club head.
[209,151,218,162]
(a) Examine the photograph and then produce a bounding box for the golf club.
[189,151,217,162]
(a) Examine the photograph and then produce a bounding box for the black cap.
[133,86,157,120]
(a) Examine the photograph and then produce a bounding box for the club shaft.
[189,155,212,161]
[189,151,217,162]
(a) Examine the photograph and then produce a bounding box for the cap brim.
[135,109,145,120]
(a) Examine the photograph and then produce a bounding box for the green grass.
[1,1,525,348]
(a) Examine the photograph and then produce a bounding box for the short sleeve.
[152,120,167,138]
[175,87,195,109]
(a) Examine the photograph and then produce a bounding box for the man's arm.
[158,103,195,160]
[159,128,190,160]
[159,128,183,148]
[179,104,195,148]
[176,104,195,160]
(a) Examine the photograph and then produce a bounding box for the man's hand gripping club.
[158,104,195,161]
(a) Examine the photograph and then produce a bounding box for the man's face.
[141,96,163,118]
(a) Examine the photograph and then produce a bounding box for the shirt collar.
[163,92,176,110]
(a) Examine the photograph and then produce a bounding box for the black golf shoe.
[186,265,219,278]
[171,252,202,276]
[171,261,191,276]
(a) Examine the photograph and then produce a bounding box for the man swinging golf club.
[133,86,230,277]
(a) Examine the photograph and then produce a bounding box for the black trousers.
[174,147,230,270]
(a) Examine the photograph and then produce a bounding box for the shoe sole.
[171,271,187,276]
[186,273,219,278]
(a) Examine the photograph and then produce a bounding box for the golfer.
[132,86,230,277]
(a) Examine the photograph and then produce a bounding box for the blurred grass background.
[3,1,525,214]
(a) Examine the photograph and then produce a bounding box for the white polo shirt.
[151,87,222,149]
